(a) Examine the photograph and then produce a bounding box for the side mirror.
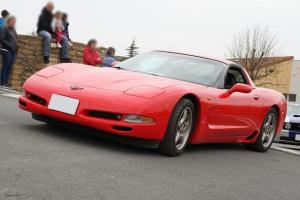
[220,83,252,98]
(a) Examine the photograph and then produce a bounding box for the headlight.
[284,122,291,130]
[124,115,155,124]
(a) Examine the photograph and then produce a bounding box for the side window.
[224,67,247,89]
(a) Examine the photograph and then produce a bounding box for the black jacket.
[63,21,70,40]
[37,8,53,34]
[0,27,18,52]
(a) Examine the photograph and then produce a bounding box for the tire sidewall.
[159,98,196,156]
[257,108,278,151]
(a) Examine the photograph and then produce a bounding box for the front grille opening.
[19,100,27,107]
[27,93,47,106]
[112,125,132,132]
[87,110,122,121]
[290,123,300,131]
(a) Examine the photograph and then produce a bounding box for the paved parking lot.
[0,92,300,200]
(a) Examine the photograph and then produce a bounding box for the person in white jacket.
[51,11,64,48]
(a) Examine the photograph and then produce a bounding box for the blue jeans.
[38,31,51,57]
[1,50,16,86]
[38,30,69,58]
[60,34,69,59]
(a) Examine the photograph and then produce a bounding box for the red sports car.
[19,51,287,156]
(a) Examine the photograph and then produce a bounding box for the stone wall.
[6,35,106,91]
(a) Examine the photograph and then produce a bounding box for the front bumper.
[277,129,300,143]
[32,113,160,148]
[19,76,169,140]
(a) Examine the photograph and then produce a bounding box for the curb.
[0,87,21,94]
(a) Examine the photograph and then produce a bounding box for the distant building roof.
[230,56,294,67]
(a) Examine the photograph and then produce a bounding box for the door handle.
[254,95,260,100]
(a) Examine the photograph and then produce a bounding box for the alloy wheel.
[175,107,193,151]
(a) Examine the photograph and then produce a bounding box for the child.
[51,11,64,48]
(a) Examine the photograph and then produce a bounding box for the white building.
[288,60,300,104]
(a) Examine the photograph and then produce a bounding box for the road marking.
[271,146,300,157]
[2,93,21,99]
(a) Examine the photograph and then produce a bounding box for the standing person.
[103,47,116,67]
[0,10,10,28]
[83,39,102,66]
[0,16,18,87]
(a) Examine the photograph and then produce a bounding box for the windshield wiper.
[113,66,126,70]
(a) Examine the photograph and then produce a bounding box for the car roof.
[154,50,236,65]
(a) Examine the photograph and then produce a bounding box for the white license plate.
[48,94,79,115]
[295,134,300,141]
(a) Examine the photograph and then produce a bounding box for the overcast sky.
[2,0,300,58]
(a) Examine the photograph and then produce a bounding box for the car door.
[207,66,262,138]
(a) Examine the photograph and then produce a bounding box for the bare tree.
[228,25,281,86]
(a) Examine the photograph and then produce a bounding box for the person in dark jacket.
[37,2,54,64]
[103,47,116,67]
[62,13,70,40]
[0,16,18,87]
[62,13,72,46]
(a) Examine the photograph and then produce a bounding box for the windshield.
[117,51,226,86]
[287,104,300,116]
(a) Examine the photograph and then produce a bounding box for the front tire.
[245,108,278,152]
[159,98,195,157]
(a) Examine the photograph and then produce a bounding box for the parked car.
[19,51,287,156]
[277,103,300,143]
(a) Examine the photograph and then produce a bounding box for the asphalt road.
[0,94,300,200]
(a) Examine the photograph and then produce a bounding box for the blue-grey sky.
[2,0,300,58]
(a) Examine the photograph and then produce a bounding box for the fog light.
[124,115,155,124]
[284,122,291,130]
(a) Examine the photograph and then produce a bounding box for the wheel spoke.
[262,134,267,143]
[180,110,188,124]
[175,131,181,144]
[265,115,272,127]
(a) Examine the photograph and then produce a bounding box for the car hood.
[51,64,184,92]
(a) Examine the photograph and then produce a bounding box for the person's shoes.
[57,43,62,48]
[50,43,57,48]
[60,58,72,63]
[43,56,49,64]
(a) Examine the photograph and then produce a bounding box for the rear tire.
[159,98,195,157]
[245,108,278,152]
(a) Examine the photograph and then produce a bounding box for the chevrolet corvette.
[19,51,287,156]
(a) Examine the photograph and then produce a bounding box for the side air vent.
[112,125,132,132]
[27,93,47,105]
